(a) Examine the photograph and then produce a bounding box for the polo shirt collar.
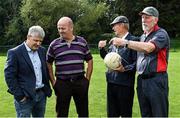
[144,24,160,36]
[60,36,77,43]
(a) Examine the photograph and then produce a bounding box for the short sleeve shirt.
[46,36,92,77]
[137,27,170,75]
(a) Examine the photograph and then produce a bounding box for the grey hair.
[123,23,129,30]
[28,25,45,38]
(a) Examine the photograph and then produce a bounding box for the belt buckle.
[70,78,74,82]
[36,88,42,92]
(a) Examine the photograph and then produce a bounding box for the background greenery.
[0,0,180,116]
[0,0,180,45]
[0,48,180,116]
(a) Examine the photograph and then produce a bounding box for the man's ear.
[27,35,31,39]
[155,17,159,24]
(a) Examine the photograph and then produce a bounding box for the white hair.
[28,25,45,38]
[123,23,129,30]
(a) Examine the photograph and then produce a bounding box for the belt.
[139,74,155,79]
[61,77,83,82]
[35,87,44,92]
[57,74,84,80]
[139,72,166,79]
[57,74,84,82]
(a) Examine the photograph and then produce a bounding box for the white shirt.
[24,42,44,89]
[121,32,129,39]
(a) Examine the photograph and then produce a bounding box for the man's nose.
[37,41,41,46]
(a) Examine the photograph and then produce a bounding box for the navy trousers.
[137,73,169,117]
[107,83,134,117]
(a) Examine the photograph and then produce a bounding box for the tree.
[0,0,22,44]
[1,0,179,45]
[5,16,26,45]
[20,0,108,44]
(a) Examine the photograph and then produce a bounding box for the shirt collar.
[122,32,129,39]
[153,24,160,32]
[60,36,77,43]
[24,42,32,52]
[144,24,160,36]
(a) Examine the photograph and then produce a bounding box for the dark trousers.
[107,83,134,117]
[137,73,169,117]
[53,77,89,117]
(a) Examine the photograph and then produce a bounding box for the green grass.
[0,52,180,117]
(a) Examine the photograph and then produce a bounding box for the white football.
[104,52,121,70]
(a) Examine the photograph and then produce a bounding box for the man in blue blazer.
[4,25,52,117]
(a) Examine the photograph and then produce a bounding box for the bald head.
[57,17,74,40]
[57,17,73,28]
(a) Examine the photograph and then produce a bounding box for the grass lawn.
[0,52,180,117]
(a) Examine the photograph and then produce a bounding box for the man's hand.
[109,37,126,47]
[98,40,107,48]
[52,79,56,87]
[86,59,93,81]
[113,64,125,72]
[20,96,27,102]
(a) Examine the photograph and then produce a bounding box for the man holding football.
[98,15,138,117]
[111,7,170,117]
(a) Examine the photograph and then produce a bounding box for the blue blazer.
[4,43,52,101]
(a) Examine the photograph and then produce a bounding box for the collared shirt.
[46,36,92,78]
[24,42,44,89]
[136,25,170,75]
[121,32,129,39]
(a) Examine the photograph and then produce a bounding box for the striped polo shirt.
[46,36,92,77]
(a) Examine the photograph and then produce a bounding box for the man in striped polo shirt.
[46,17,93,117]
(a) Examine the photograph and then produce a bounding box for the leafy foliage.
[0,0,22,44]
[20,0,108,44]
[0,0,179,45]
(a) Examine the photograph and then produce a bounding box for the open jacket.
[4,43,52,101]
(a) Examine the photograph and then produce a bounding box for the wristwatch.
[124,40,129,48]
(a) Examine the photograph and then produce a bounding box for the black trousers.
[107,83,134,117]
[53,77,89,117]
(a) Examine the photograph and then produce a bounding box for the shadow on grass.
[0,53,6,56]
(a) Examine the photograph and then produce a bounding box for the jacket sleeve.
[124,35,138,72]
[123,49,137,72]
[42,47,52,97]
[99,48,107,59]
[4,50,24,101]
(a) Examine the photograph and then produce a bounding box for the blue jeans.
[14,90,47,117]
